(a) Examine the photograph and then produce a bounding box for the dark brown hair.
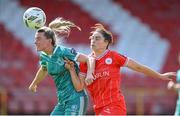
[37,26,56,46]
[91,24,113,49]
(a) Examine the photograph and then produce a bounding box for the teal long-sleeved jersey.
[39,45,86,104]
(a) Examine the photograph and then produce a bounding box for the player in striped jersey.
[65,24,176,115]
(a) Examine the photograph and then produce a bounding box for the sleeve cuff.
[123,57,129,66]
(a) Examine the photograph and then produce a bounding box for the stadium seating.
[0,23,56,114]
[114,0,180,72]
[20,0,99,45]
[114,0,180,114]
[0,0,179,115]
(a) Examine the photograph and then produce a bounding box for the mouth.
[35,44,40,49]
[90,45,96,49]
[91,43,95,46]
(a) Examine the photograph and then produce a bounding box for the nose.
[91,39,95,44]
[91,37,95,42]
[34,39,37,45]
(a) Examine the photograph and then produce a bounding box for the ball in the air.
[23,7,46,29]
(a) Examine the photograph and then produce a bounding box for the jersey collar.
[41,45,58,57]
[91,49,109,60]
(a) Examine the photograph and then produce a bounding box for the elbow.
[134,66,143,72]
[77,54,88,63]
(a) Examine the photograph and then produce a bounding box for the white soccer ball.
[23,7,46,29]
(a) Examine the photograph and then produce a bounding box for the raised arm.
[29,66,48,92]
[126,58,176,80]
[76,54,95,85]
[77,54,95,73]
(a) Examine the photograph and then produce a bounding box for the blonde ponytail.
[48,17,81,32]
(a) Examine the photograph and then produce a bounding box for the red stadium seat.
[114,1,179,114]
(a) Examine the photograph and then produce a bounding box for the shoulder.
[110,50,119,54]
[56,45,65,51]
[54,45,69,54]
[109,50,128,65]
[57,45,75,52]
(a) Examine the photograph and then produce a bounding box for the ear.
[48,39,52,44]
[104,39,109,45]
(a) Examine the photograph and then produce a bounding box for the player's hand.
[167,81,175,90]
[64,57,74,70]
[29,84,37,93]
[85,73,94,86]
[85,56,96,86]
[159,72,176,81]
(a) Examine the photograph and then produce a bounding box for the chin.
[92,45,97,48]
[91,48,96,51]
[36,47,41,51]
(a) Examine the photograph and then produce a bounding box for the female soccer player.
[64,24,176,115]
[28,26,94,115]
[168,53,180,115]
[48,17,94,85]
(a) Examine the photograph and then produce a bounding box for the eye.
[95,36,100,40]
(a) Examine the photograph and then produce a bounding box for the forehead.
[35,32,45,38]
[92,31,103,37]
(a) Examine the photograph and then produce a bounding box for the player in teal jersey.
[29,26,94,115]
[168,53,180,115]
[48,17,94,85]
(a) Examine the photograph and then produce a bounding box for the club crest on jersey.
[70,48,77,55]
[105,58,112,65]
[71,105,78,112]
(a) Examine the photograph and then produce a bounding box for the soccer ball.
[23,7,46,29]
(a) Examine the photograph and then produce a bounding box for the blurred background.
[0,0,180,115]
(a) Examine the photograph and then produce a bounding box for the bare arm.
[126,58,175,80]
[76,54,88,63]
[76,54,95,85]
[69,68,85,92]
[29,66,48,92]
[65,59,85,91]
[76,54,95,73]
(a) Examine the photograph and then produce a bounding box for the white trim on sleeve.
[123,57,129,67]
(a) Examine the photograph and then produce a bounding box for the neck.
[93,48,108,57]
[44,45,54,55]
